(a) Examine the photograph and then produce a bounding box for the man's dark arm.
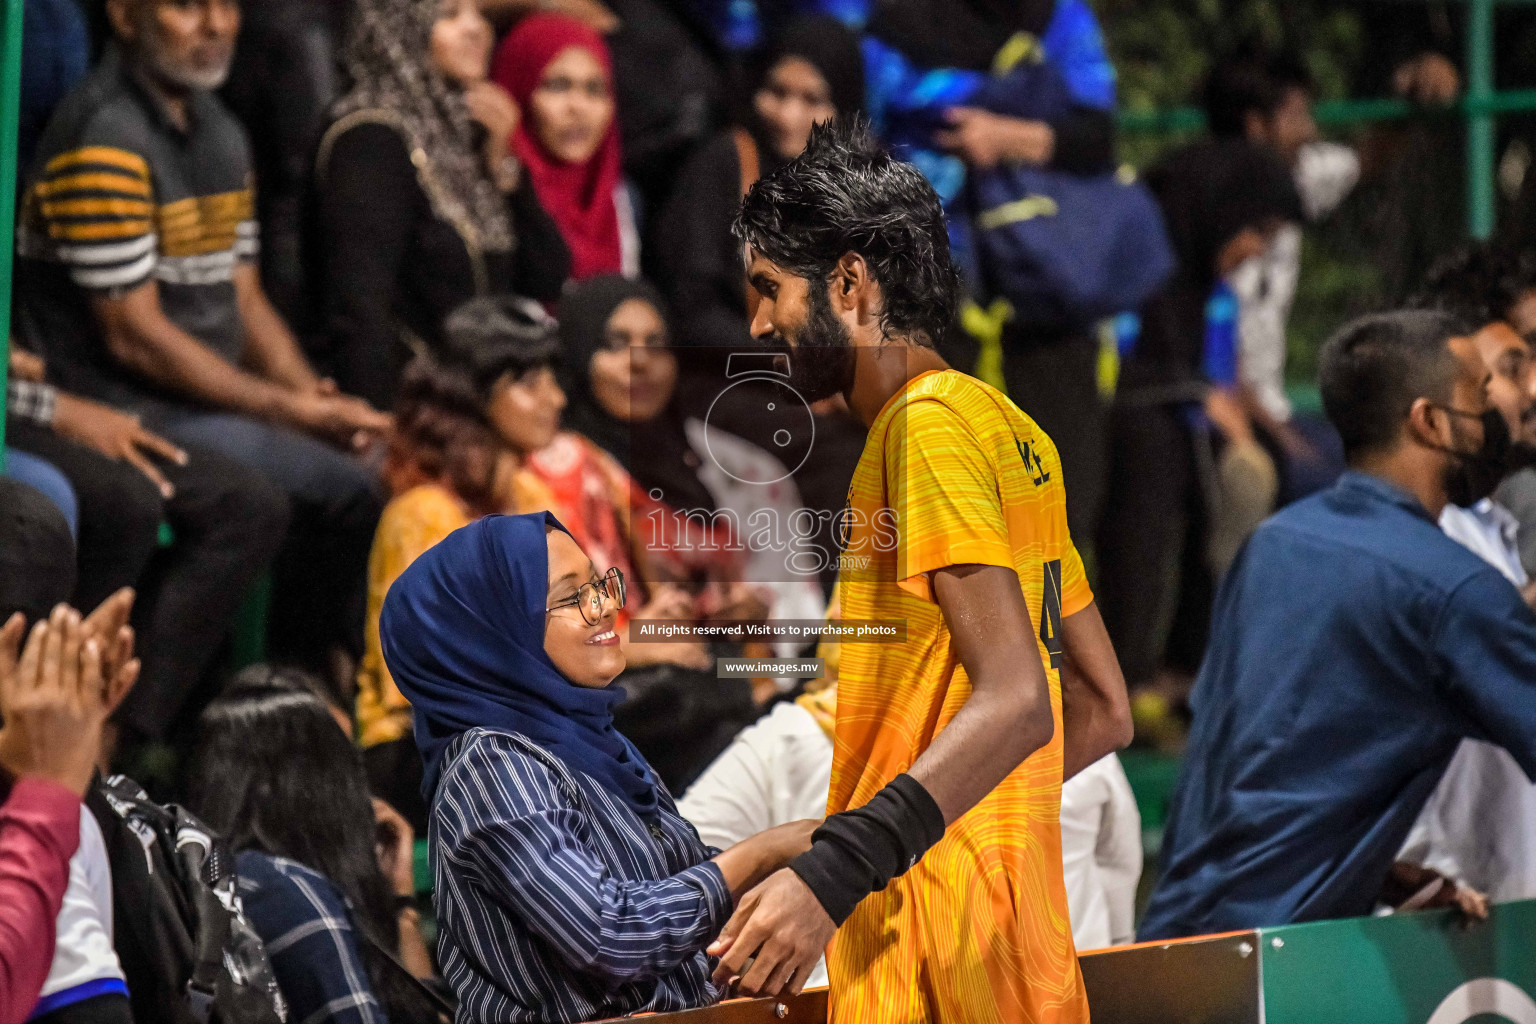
[233,262,322,393]
[93,281,389,445]
[1059,601,1133,780]
[92,281,296,419]
[909,563,1056,818]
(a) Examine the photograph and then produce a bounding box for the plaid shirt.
[235,851,386,1024]
[7,379,58,426]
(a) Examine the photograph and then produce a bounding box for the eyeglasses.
[545,568,626,626]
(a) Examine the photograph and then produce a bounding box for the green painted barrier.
[1117,748,1182,834]
[1261,902,1536,1024]
[413,837,430,896]
[228,572,272,670]
[1081,899,1536,1024]
[0,0,23,468]
[589,902,1536,1023]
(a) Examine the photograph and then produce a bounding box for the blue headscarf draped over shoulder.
[380,511,661,819]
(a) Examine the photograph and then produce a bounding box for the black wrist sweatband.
[787,773,946,926]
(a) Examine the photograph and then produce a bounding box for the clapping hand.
[0,605,115,796]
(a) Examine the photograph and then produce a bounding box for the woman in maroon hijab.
[493,13,635,281]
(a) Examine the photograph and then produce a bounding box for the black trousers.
[6,420,289,738]
[147,409,383,667]
[1094,402,1210,688]
[1000,327,1109,559]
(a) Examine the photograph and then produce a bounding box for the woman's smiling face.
[543,528,625,688]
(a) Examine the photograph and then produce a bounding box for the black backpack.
[86,776,289,1024]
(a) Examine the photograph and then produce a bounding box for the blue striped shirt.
[432,728,730,1023]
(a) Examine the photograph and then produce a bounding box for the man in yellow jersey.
[706,119,1133,1023]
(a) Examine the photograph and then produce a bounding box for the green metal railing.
[1117,0,1536,240]
[1,0,22,470]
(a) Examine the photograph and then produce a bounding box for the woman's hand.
[373,797,417,898]
[936,108,1055,169]
[711,819,820,899]
[464,81,521,187]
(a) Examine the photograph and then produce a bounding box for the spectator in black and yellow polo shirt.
[15,0,389,677]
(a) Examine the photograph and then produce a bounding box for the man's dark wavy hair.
[1203,42,1313,137]
[1409,241,1536,328]
[732,117,960,348]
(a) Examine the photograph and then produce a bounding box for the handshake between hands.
[707,818,837,1001]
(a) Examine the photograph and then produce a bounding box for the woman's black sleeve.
[651,132,755,348]
[1048,104,1116,176]
[509,181,572,303]
[316,121,423,410]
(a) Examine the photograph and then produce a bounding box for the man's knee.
[160,413,381,534]
[172,447,293,556]
[85,460,166,552]
[225,464,293,561]
[296,450,383,536]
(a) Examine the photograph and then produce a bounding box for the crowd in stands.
[5,0,1536,1019]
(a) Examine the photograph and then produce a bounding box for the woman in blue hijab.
[380,511,816,1022]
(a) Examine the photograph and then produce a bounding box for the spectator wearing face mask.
[651,15,864,349]
[1203,43,1353,505]
[1435,246,1536,582]
[1095,138,1301,705]
[1395,249,1536,907]
[1140,309,1536,940]
[316,0,572,412]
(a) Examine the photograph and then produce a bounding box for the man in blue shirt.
[1141,308,1536,939]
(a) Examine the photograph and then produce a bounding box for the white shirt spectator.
[1232,141,1361,424]
[678,698,1142,961]
[1059,754,1143,949]
[1399,499,1536,902]
[1440,498,1527,586]
[32,808,128,1017]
